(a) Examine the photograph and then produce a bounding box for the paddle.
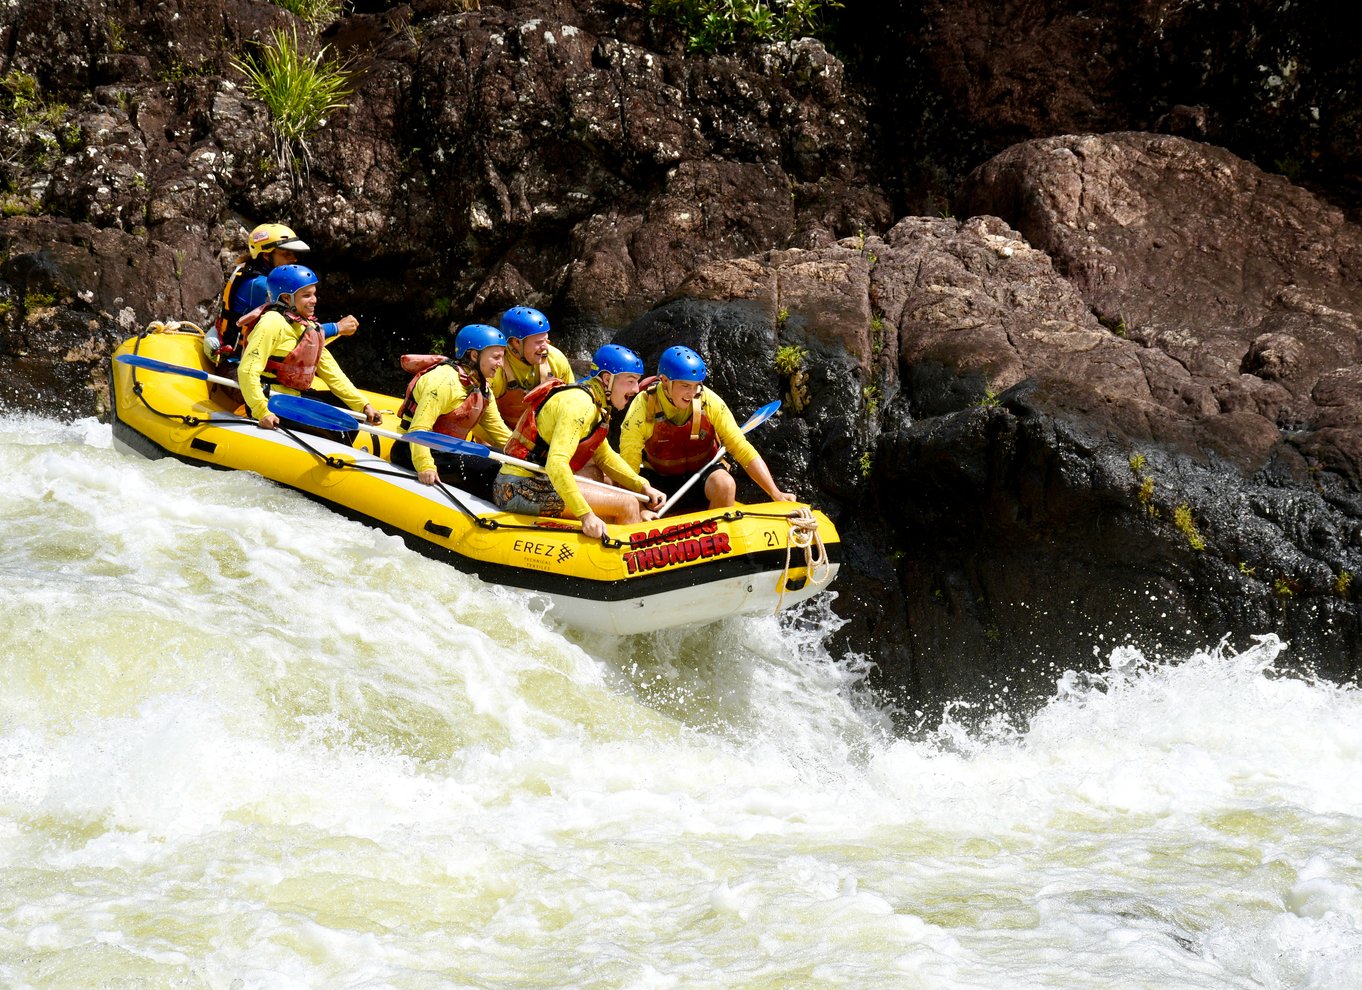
[117,352,241,390]
[115,353,377,421]
[268,393,648,502]
[656,399,782,518]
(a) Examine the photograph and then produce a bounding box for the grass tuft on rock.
[232,25,352,184]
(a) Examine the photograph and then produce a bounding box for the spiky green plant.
[232,25,352,182]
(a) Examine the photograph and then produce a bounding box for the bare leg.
[578,463,614,485]
[583,485,644,524]
[705,468,737,509]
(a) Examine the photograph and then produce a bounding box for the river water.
[2,415,1360,989]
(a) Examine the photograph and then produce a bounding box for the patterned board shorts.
[493,470,566,517]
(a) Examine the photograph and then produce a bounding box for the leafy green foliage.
[1129,453,1159,518]
[270,0,343,29]
[0,193,34,216]
[974,388,999,409]
[648,0,842,53]
[862,384,879,417]
[157,57,206,82]
[232,26,352,181]
[870,314,886,359]
[426,297,453,322]
[0,71,78,215]
[773,344,807,377]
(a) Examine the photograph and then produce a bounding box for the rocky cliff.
[3,0,1359,716]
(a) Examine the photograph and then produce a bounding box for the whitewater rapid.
[1,416,1360,989]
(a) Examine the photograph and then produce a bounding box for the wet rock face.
[0,0,889,412]
[958,133,1362,488]
[959,134,1362,335]
[662,144,1362,709]
[370,7,889,325]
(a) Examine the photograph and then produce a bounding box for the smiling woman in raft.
[237,264,381,439]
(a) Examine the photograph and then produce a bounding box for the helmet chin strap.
[463,351,489,386]
[596,372,621,409]
[277,294,313,325]
[510,337,551,380]
[663,378,704,438]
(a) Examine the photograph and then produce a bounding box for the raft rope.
[772,506,832,613]
[467,513,627,547]
[126,324,212,426]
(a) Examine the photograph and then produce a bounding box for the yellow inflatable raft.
[110,323,840,635]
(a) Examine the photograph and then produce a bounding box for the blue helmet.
[267,264,318,303]
[499,306,550,340]
[590,343,644,378]
[657,345,707,383]
[455,323,507,358]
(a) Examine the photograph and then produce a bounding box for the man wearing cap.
[205,222,359,363]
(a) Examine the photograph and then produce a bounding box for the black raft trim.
[111,415,841,605]
[406,535,841,603]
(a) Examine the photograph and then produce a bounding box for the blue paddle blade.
[742,399,781,431]
[115,353,210,380]
[404,431,492,456]
[267,393,356,431]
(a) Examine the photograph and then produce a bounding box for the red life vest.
[398,356,487,439]
[242,305,325,390]
[641,383,716,475]
[506,379,608,473]
[496,355,554,426]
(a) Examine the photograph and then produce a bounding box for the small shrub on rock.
[648,0,842,53]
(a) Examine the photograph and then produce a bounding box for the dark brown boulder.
[959,132,1362,484]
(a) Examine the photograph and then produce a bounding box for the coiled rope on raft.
[775,506,832,613]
